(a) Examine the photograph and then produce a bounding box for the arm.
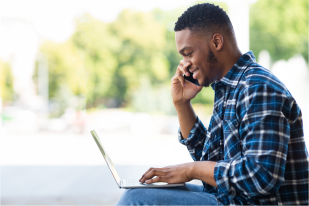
[171,60,207,161]
[191,161,217,187]
[174,102,196,139]
[170,60,202,139]
[178,116,208,161]
[139,116,217,186]
[139,161,218,188]
[214,84,290,198]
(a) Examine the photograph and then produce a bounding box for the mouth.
[189,68,199,79]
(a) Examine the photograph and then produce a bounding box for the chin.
[200,78,211,87]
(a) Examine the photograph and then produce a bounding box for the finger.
[177,63,190,77]
[141,169,166,183]
[140,167,161,182]
[139,167,154,182]
[141,169,161,183]
[179,61,192,76]
[179,60,191,68]
[172,73,186,87]
[145,176,167,184]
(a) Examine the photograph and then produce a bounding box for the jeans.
[116,183,218,205]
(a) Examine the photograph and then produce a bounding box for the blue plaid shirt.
[179,51,309,205]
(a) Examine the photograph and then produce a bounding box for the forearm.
[189,161,217,188]
[174,102,197,139]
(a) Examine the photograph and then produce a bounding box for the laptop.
[90,130,185,188]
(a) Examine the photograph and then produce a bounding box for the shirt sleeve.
[178,116,207,161]
[214,84,291,199]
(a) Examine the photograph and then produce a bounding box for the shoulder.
[238,63,292,98]
[235,63,298,119]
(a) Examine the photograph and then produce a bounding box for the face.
[175,29,221,87]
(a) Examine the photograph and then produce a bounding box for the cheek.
[191,56,202,68]
[198,62,208,74]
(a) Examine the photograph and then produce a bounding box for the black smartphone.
[183,71,200,86]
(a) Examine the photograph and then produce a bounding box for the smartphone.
[183,71,200,86]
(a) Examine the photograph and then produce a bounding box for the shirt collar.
[211,51,256,90]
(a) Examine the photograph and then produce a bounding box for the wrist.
[188,162,197,180]
[189,161,218,187]
[189,162,198,180]
[173,100,191,110]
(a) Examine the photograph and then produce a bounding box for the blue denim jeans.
[116,183,218,205]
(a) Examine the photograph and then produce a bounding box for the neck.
[220,46,242,78]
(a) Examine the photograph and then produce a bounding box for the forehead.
[175,29,205,52]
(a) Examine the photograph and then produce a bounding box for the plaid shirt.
[179,51,309,205]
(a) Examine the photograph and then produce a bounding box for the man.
[117,3,309,205]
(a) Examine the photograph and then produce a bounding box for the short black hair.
[174,3,234,38]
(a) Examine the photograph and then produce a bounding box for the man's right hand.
[171,60,202,105]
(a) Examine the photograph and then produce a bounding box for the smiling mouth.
[192,70,199,75]
[189,68,199,75]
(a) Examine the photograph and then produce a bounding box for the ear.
[211,33,224,51]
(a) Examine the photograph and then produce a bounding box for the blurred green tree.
[72,15,119,108]
[111,9,169,106]
[38,41,86,99]
[71,11,171,108]
[0,60,14,104]
[34,40,87,117]
[250,0,308,62]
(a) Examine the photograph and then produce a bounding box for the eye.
[185,52,193,57]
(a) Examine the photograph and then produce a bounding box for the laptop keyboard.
[121,179,144,186]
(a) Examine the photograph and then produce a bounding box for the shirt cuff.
[178,116,206,147]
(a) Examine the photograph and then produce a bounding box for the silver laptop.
[90,130,185,188]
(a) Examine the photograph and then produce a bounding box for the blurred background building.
[1,0,308,204]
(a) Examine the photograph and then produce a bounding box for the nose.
[183,59,192,69]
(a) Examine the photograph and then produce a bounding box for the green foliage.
[72,15,119,107]
[72,11,171,108]
[131,79,176,115]
[37,41,86,99]
[250,0,308,62]
[151,7,187,78]
[0,60,14,103]
[110,9,170,105]
[33,40,87,117]
[191,87,214,105]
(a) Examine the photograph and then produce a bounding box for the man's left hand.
[139,163,194,184]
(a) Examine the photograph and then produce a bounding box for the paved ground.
[0,196,117,206]
[1,130,202,205]
[2,165,202,205]
[2,165,125,205]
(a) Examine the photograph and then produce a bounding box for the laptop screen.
[90,130,121,186]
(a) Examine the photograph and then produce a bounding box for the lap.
[116,183,217,205]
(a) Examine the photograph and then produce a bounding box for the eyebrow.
[179,46,192,54]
